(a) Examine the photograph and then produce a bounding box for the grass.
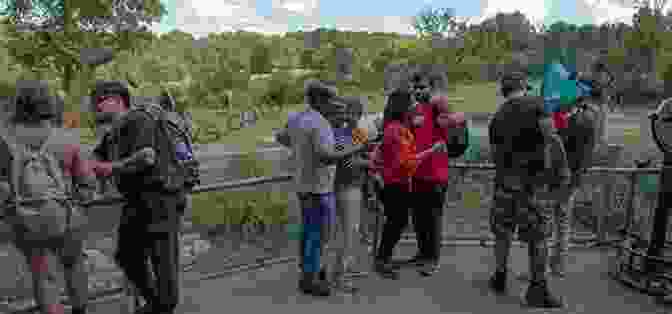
[217,82,498,150]
[73,82,497,227]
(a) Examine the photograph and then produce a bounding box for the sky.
[150,0,656,37]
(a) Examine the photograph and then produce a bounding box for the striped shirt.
[334,125,366,186]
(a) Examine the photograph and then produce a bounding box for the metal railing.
[445,162,660,246]
[2,162,664,313]
[2,175,293,314]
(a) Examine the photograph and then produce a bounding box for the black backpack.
[558,102,600,173]
[111,103,200,192]
[489,96,548,172]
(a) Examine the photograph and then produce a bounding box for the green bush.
[190,152,290,228]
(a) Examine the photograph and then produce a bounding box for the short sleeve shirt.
[92,110,156,195]
[286,106,336,194]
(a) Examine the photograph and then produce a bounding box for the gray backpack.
[0,133,88,239]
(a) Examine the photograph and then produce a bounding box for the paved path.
[85,245,665,314]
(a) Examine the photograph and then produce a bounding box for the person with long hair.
[374,89,445,279]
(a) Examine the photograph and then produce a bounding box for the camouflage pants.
[490,184,552,242]
[548,188,577,268]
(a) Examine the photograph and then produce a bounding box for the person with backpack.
[0,81,98,314]
[549,80,603,277]
[91,80,199,314]
[488,71,571,308]
[404,69,469,276]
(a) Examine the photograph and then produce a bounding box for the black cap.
[13,80,57,122]
[304,79,338,105]
[91,80,131,112]
[500,71,532,91]
[93,80,130,97]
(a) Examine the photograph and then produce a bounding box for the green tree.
[412,5,458,38]
[250,42,273,74]
[0,0,166,109]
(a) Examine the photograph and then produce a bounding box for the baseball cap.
[500,71,532,91]
[304,79,338,101]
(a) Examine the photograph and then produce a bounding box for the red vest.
[412,103,450,190]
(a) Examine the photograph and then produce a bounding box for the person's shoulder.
[383,121,404,136]
[125,107,156,122]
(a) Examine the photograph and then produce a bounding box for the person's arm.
[313,126,367,164]
[275,125,291,147]
[107,112,158,175]
[351,153,370,168]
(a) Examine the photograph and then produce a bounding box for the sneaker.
[133,304,154,314]
[319,268,327,281]
[374,260,400,280]
[332,279,360,294]
[406,254,428,266]
[548,257,566,278]
[656,294,672,304]
[524,280,565,308]
[489,270,507,295]
[71,307,88,314]
[548,265,566,278]
[298,272,332,297]
[418,261,440,277]
[390,254,425,268]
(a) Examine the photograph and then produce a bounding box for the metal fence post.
[624,173,637,236]
[597,181,613,243]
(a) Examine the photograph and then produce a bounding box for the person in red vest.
[406,69,461,276]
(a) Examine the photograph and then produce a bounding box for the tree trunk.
[62,63,72,95]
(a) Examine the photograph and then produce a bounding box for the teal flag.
[542,62,579,113]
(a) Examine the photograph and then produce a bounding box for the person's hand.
[134,147,156,165]
[352,127,368,145]
[437,112,465,129]
[91,161,114,178]
[431,141,447,153]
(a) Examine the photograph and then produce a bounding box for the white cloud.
[477,0,547,25]
[152,0,416,37]
[477,0,650,26]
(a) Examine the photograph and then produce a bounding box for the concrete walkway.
[86,245,664,314]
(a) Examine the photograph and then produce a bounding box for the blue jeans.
[298,192,336,274]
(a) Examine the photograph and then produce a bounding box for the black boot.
[524,280,564,308]
[488,269,507,294]
[319,267,327,282]
[71,307,87,314]
[374,259,399,280]
[298,272,331,297]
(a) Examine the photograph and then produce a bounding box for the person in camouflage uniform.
[488,71,570,308]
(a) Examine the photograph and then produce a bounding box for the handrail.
[3,162,659,212]
[0,175,293,220]
[449,162,661,175]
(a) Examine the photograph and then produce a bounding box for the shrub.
[190,152,290,228]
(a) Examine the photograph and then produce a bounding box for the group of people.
[0,61,615,313]
[276,66,610,309]
[0,79,194,314]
